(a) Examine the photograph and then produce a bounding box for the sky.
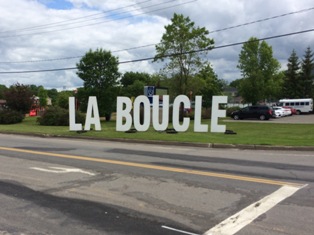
[0,0,313,90]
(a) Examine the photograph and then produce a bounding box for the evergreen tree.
[282,50,301,98]
[300,47,314,98]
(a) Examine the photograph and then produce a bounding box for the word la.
[116,95,227,133]
[69,96,101,131]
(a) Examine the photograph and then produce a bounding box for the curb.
[1,131,314,151]
[211,143,314,151]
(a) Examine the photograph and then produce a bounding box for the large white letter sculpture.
[84,96,101,131]
[211,96,227,133]
[133,95,151,131]
[152,95,169,131]
[69,96,101,131]
[194,96,208,132]
[172,95,190,132]
[116,97,132,131]
[70,95,228,133]
[69,97,82,131]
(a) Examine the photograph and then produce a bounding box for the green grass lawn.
[0,117,313,146]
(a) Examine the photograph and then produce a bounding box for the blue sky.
[39,0,73,9]
[0,0,313,90]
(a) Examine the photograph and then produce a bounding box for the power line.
[0,0,154,34]
[208,6,314,34]
[0,0,196,39]
[0,44,156,64]
[1,5,313,64]
[1,28,313,74]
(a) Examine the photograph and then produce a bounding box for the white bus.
[278,98,313,114]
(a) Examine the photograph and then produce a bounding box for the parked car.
[283,106,297,115]
[272,107,284,118]
[231,105,274,120]
[272,106,291,116]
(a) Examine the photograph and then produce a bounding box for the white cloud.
[0,0,313,89]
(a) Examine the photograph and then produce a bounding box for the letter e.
[211,96,227,133]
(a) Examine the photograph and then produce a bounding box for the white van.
[278,98,313,114]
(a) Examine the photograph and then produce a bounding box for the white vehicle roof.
[279,98,313,102]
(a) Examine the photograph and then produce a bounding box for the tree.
[0,84,8,99]
[282,50,301,98]
[38,87,48,107]
[76,48,120,117]
[29,84,43,96]
[120,72,150,87]
[57,91,73,109]
[47,88,58,105]
[237,37,281,104]
[120,72,151,97]
[300,47,314,98]
[229,79,242,89]
[192,63,224,108]
[4,83,34,114]
[154,13,214,96]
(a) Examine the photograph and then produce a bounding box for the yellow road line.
[0,146,303,187]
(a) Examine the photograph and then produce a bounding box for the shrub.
[37,106,85,126]
[4,83,33,114]
[226,106,241,117]
[0,109,24,124]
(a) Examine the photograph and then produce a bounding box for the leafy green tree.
[237,37,281,104]
[76,48,120,116]
[120,72,151,97]
[191,63,224,108]
[282,50,301,98]
[229,79,242,89]
[120,72,150,87]
[154,13,214,96]
[4,83,34,114]
[300,47,314,98]
[47,88,58,105]
[269,71,284,100]
[57,91,73,109]
[38,87,48,107]
[29,84,43,96]
[0,84,8,99]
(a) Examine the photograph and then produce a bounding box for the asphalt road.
[0,134,313,234]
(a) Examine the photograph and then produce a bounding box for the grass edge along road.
[0,117,314,147]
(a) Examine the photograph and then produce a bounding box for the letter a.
[84,96,101,131]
